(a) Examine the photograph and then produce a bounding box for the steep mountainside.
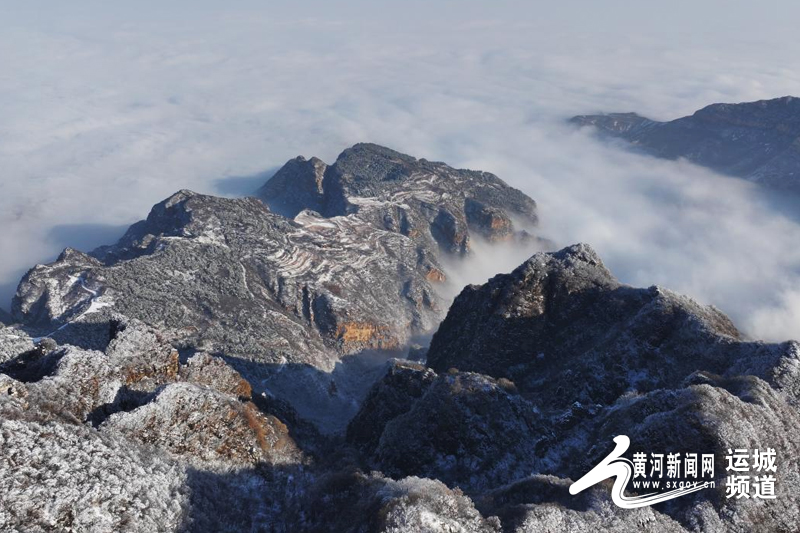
[13,191,443,369]
[571,96,800,192]
[426,244,799,405]
[8,144,542,432]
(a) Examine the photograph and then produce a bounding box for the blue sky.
[1,1,800,339]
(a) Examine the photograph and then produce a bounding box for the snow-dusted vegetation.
[3,145,800,532]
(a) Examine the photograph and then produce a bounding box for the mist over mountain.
[3,145,800,531]
[3,3,800,532]
[3,2,800,346]
[572,96,800,193]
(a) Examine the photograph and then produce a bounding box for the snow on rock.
[9,144,544,439]
[349,363,543,493]
[102,382,303,467]
[483,475,687,532]
[0,417,188,532]
[179,352,253,398]
[0,324,35,365]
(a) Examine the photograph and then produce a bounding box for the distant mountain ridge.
[572,96,800,192]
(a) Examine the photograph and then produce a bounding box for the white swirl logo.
[569,435,711,508]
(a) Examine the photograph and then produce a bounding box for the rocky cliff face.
[572,96,800,192]
[349,364,544,492]
[426,244,798,407]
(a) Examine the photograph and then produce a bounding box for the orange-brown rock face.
[335,322,400,351]
[465,198,514,242]
[425,267,447,283]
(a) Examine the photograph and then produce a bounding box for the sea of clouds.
[1,0,800,340]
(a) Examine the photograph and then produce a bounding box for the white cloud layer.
[1,1,800,340]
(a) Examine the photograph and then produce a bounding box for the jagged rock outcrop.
[426,244,800,411]
[0,318,190,426]
[257,155,328,218]
[0,317,305,465]
[102,382,303,467]
[179,352,253,398]
[257,143,539,256]
[571,96,800,192]
[346,360,437,453]
[415,244,800,530]
[0,319,311,531]
[347,359,798,530]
